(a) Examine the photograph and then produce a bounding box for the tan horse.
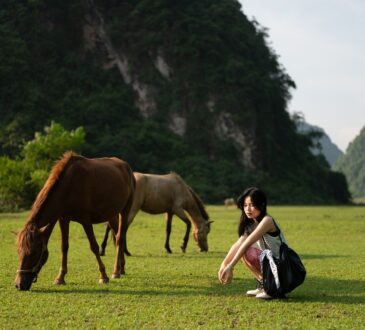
[15,152,135,290]
[224,198,235,207]
[100,172,212,255]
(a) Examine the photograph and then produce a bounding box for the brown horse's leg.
[113,191,134,276]
[54,219,70,285]
[82,223,109,284]
[174,208,191,253]
[100,224,111,256]
[112,213,126,278]
[164,212,173,253]
[107,215,121,277]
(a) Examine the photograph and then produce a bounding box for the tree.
[0,122,85,210]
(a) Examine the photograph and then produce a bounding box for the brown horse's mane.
[170,172,210,221]
[17,151,77,254]
[17,223,38,255]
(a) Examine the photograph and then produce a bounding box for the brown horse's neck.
[30,204,60,229]
[26,151,75,229]
[27,183,64,230]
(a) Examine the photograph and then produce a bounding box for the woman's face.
[243,196,261,220]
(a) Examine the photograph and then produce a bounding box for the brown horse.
[15,152,135,291]
[100,172,212,255]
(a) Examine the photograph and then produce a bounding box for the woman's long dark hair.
[237,187,267,236]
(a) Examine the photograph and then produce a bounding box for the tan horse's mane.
[170,172,210,221]
[17,151,77,254]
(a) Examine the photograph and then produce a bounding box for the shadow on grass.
[102,252,348,260]
[31,276,365,304]
[127,251,227,259]
[300,254,349,260]
[286,276,365,304]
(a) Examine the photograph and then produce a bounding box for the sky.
[239,0,365,152]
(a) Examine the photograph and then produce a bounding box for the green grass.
[1,206,365,329]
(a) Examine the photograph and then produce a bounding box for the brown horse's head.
[15,223,52,291]
[193,220,213,252]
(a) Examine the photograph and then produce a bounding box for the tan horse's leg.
[173,208,191,253]
[82,222,109,284]
[164,212,173,253]
[99,224,111,256]
[54,219,69,285]
[122,207,139,257]
[103,207,138,258]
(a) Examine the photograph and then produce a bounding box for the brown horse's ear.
[39,223,53,238]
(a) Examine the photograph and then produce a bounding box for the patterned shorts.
[244,246,263,273]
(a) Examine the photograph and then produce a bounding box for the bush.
[0,122,85,211]
[0,156,30,211]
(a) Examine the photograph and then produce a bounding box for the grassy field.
[1,206,365,329]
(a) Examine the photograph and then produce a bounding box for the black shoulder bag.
[261,225,306,297]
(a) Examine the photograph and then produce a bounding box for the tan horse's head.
[15,223,52,291]
[193,220,213,252]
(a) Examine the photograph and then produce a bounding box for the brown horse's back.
[56,156,134,224]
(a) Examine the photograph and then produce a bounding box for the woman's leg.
[243,246,274,299]
[241,246,262,281]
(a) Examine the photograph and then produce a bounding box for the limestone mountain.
[296,121,343,166]
[0,0,350,203]
[333,126,365,198]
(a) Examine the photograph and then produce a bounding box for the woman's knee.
[244,246,262,271]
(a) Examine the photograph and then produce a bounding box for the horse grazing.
[100,172,212,255]
[15,151,135,291]
[224,198,235,207]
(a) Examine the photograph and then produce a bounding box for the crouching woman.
[218,187,287,299]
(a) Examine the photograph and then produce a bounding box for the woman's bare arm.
[220,234,247,267]
[227,216,276,269]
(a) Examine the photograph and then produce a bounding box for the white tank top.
[257,221,287,258]
[249,219,288,258]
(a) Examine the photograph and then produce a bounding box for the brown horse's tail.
[187,186,209,221]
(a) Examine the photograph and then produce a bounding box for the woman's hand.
[219,264,234,285]
[218,263,226,283]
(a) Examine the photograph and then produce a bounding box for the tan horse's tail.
[187,186,209,221]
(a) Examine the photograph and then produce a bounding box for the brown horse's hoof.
[99,277,109,284]
[112,273,121,279]
[54,278,66,285]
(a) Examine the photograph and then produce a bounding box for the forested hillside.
[333,126,365,198]
[0,0,350,207]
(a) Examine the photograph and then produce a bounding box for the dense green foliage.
[0,0,350,204]
[333,126,365,198]
[1,206,365,328]
[0,122,84,210]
